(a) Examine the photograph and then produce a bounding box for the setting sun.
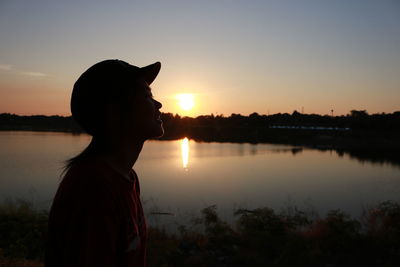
[176,94,195,111]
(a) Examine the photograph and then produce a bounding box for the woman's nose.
[154,99,162,109]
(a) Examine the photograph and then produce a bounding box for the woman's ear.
[102,103,123,136]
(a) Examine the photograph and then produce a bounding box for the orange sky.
[1,1,399,117]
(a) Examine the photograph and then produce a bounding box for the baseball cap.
[71,59,161,135]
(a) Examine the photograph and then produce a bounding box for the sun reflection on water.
[181,137,189,170]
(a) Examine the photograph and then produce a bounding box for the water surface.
[1,131,399,226]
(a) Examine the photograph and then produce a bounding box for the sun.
[176,93,195,111]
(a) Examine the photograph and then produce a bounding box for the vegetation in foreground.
[1,199,400,267]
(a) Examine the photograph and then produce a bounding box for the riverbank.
[1,112,399,152]
[1,199,399,266]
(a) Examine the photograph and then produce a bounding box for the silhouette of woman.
[45,59,163,267]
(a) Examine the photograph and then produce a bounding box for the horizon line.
[1,109,399,119]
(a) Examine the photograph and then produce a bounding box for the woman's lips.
[155,113,162,123]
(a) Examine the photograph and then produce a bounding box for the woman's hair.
[63,137,102,175]
[63,89,137,175]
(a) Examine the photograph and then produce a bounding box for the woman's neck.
[95,136,145,179]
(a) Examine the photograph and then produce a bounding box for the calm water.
[1,131,399,226]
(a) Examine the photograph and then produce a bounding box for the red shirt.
[45,158,147,267]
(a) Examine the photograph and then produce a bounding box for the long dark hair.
[63,93,134,176]
[62,136,105,175]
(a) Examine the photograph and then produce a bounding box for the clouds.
[0,64,12,71]
[20,71,48,77]
[0,64,49,78]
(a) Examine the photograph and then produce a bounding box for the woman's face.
[123,79,164,140]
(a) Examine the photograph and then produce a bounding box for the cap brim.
[140,62,161,85]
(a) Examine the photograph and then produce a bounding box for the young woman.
[45,59,163,267]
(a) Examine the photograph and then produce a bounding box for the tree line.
[1,110,399,132]
[1,110,399,164]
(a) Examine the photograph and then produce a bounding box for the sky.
[0,0,399,116]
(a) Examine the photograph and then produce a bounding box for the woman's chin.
[155,130,164,138]
[148,123,164,139]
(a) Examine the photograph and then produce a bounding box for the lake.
[1,131,399,227]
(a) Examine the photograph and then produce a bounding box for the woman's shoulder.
[50,158,122,225]
[61,158,111,190]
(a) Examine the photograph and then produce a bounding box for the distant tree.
[249,112,260,118]
[350,110,368,117]
[292,110,301,116]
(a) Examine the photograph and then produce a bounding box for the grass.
[1,199,400,266]
[0,199,46,267]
